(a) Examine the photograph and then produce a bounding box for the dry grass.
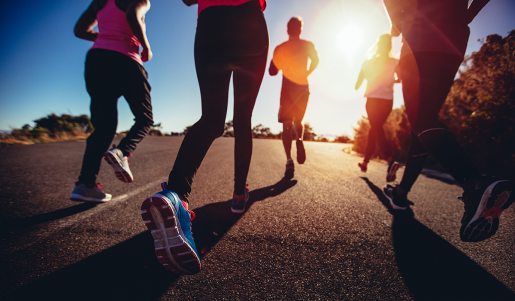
[0,131,91,147]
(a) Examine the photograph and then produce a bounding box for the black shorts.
[278,80,310,123]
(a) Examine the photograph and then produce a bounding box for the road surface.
[1,137,514,300]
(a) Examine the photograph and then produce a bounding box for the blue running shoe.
[231,186,250,214]
[141,182,201,274]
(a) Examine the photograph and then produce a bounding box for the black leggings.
[399,52,478,192]
[168,1,269,200]
[79,49,153,184]
[364,98,393,163]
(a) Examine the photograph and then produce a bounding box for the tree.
[149,122,163,136]
[33,113,93,133]
[439,31,515,175]
[252,124,273,138]
[224,120,234,137]
[302,122,317,141]
[334,135,352,143]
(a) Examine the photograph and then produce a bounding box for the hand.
[141,47,152,62]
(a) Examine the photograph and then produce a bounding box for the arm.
[467,0,490,24]
[126,0,152,62]
[383,0,403,37]
[307,43,319,76]
[383,0,416,37]
[182,0,198,6]
[74,1,98,42]
[355,69,365,90]
[269,60,279,76]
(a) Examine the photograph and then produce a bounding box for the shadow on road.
[4,177,297,301]
[4,231,179,301]
[420,168,458,186]
[0,202,98,237]
[360,177,415,217]
[192,176,298,257]
[361,177,515,300]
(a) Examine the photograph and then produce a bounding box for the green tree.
[302,122,317,141]
[33,113,93,133]
[440,31,515,175]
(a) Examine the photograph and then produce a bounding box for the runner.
[355,33,401,182]
[140,0,268,274]
[269,16,319,178]
[383,0,513,242]
[71,0,154,203]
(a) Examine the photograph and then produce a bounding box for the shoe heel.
[141,195,201,274]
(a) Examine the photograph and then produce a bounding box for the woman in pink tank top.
[70,0,154,204]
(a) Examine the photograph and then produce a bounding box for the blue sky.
[1,0,514,138]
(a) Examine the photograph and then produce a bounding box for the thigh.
[415,52,462,131]
[400,52,463,132]
[366,98,392,127]
[121,63,153,122]
[194,44,232,124]
[292,89,310,123]
[85,50,121,128]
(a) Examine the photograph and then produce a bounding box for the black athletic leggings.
[168,1,269,200]
[364,98,393,163]
[399,52,478,192]
[79,49,153,184]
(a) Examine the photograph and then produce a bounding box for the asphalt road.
[1,137,514,300]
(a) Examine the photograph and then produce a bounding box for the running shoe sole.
[383,188,407,210]
[141,194,201,274]
[104,151,134,183]
[70,193,111,203]
[461,180,514,242]
[386,162,400,182]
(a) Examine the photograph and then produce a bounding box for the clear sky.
[1,0,514,138]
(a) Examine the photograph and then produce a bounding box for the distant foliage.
[440,31,515,175]
[252,124,280,139]
[34,113,93,133]
[302,122,317,141]
[333,135,353,143]
[3,113,93,146]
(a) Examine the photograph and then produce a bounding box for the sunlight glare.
[338,25,363,54]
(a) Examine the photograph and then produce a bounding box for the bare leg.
[282,122,293,160]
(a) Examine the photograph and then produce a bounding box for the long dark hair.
[367,34,393,60]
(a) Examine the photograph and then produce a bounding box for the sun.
[338,25,364,54]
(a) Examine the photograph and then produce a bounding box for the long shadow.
[3,231,178,301]
[0,203,98,238]
[360,177,414,218]
[420,169,458,186]
[4,177,297,301]
[362,177,515,300]
[192,177,297,256]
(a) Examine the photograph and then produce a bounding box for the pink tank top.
[91,0,144,65]
[198,0,266,15]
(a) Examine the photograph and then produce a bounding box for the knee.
[199,116,225,138]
